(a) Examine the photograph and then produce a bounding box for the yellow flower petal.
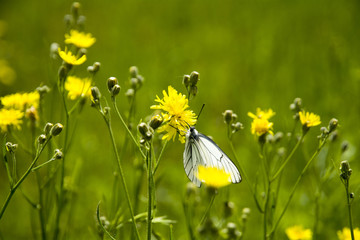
[299,111,321,128]
[65,76,92,100]
[65,29,96,48]
[58,48,87,65]
[0,108,23,132]
[285,225,312,240]
[196,166,231,188]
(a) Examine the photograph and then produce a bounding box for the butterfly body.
[183,127,241,187]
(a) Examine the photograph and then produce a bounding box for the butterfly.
[183,126,241,187]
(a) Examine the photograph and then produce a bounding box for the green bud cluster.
[138,122,154,144]
[183,71,199,99]
[223,110,243,136]
[290,97,302,120]
[106,77,121,98]
[340,160,352,181]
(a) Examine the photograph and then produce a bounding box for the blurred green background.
[1,0,360,239]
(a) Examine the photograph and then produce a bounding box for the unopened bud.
[328,118,338,133]
[149,115,163,130]
[350,192,355,199]
[36,85,50,95]
[189,71,199,86]
[111,85,121,97]
[190,86,197,97]
[231,122,243,133]
[273,132,284,143]
[64,14,73,27]
[183,75,190,88]
[91,87,101,100]
[223,110,234,124]
[125,88,134,100]
[129,66,138,78]
[44,123,53,135]
[138,122,148,137]
[130,78,138,89]
[58,66,67,81]
[107,77,118,92]
[53,149,63,159]
[50,42,60,59]
[78,48,87,58]
[77,15,86,27]
[340,160,352,180]
[50,123,63,136]
[26,106,38,122]
[5,142,18,153]
[71,2,81,19]
[137,75,144,85]
[38,134,47,144]
[93,62,101,72]
[87,66,94,73]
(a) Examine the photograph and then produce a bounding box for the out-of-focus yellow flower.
[58,48,86,65]
[285,225,312,240]
[0,108,23,132]
[150,86,196,143]
[65,76,92,100]
[299,111,321,128]
[248,108,275,120]
[65,29,96,48]
[337,227,360,240]
[0,91,40,110]
[0,60,16,85]
[248,108,275,136]
[196,166,231,188]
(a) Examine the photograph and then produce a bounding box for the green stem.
[345,180,355,240]
[198,192,216,228]
[229,140,264,213]
[268,137,327,237]
[264,185,271,240]
[112,100,146,159]
[0,138,51,219]
[104,115,141,240]
[271,134,304,181]
[147,146,152,240]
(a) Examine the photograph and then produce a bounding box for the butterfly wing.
[183,129,241,187]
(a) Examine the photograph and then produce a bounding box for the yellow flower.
[0,91,40,110]
[150,86,196,143]
[65,76,92,100]
[299,111,321,128]
[285,225,312,240]
[0,108,23,132]
[248,108,275,136]
[337,227,360,240]
[58,48,86,65]
[65,29,96,48]
[196,166,231,188]
[248,108,275,120]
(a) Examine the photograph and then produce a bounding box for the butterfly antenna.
[196,104,205,121]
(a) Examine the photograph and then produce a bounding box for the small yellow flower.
[196,166,231,188]
[248,108,275,136]
[285,225,312,240]
[58,48,86,65]
[150,86,196,143]
[65,76,92,100]
[337,227,360,240]
[248,108,275,120]
[299,111,321,128]
[65,29,96,48]
[0,91,40,110]
[0,108,24,132]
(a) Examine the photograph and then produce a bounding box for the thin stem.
[112,100,146,159]
[271,134,304,181]
[104,115,141,240]
[229,140,264,213]
[198,192,216,228]
[147,146,152,240]
[153,140,168,175]
[268,137,328,237]
[345,180,355,240]
[0,138,51,219]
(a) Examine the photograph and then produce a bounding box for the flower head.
[285,225,312,240]
[299,111,321,128]
[337,227,360,240]
[0,108,24,132]
[248,108,275,136]
[58,48,86,65]
[65,76,92,100]
[1,91,40,110]
[65,29,96,48]
[150,86,196,143]
[196,166,231,188]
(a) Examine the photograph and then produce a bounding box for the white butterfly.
[183,126,241,187]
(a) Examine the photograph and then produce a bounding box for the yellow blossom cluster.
[248,108,275,136]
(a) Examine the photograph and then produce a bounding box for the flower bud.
[93,62,101,72]
[137,75,144,86]
[125,88,134,100]
[44,123,53,135]
[78,48,87,58]
[183,75,190,88]
[71,2,81,19]
[189,71,199,86]
[77,15,86,27]
[58,65,67,81]
[107,77,118,92]
[64,14,73,28]
[53,149,63,160]
[50,123,63,136]
[190,85,198,97]
[111,84,121,97]
[130,77,138,89]
[91,86,101,101]
[138,122,148,137]
[87,66,94,73]
[340,160,352,180]
[350,192,355,199]
[5,142,18,153]
[38,134,47,144]
[223,110,233,125]
[329,131,338,142]
[231,113,238,122]
[149,115,163,130]
[129,66,138,78]
[328,118,338,133]
[36,85,50,95]
[50,42,60,59]
[273,132,284,143]
[231,122,243,133]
